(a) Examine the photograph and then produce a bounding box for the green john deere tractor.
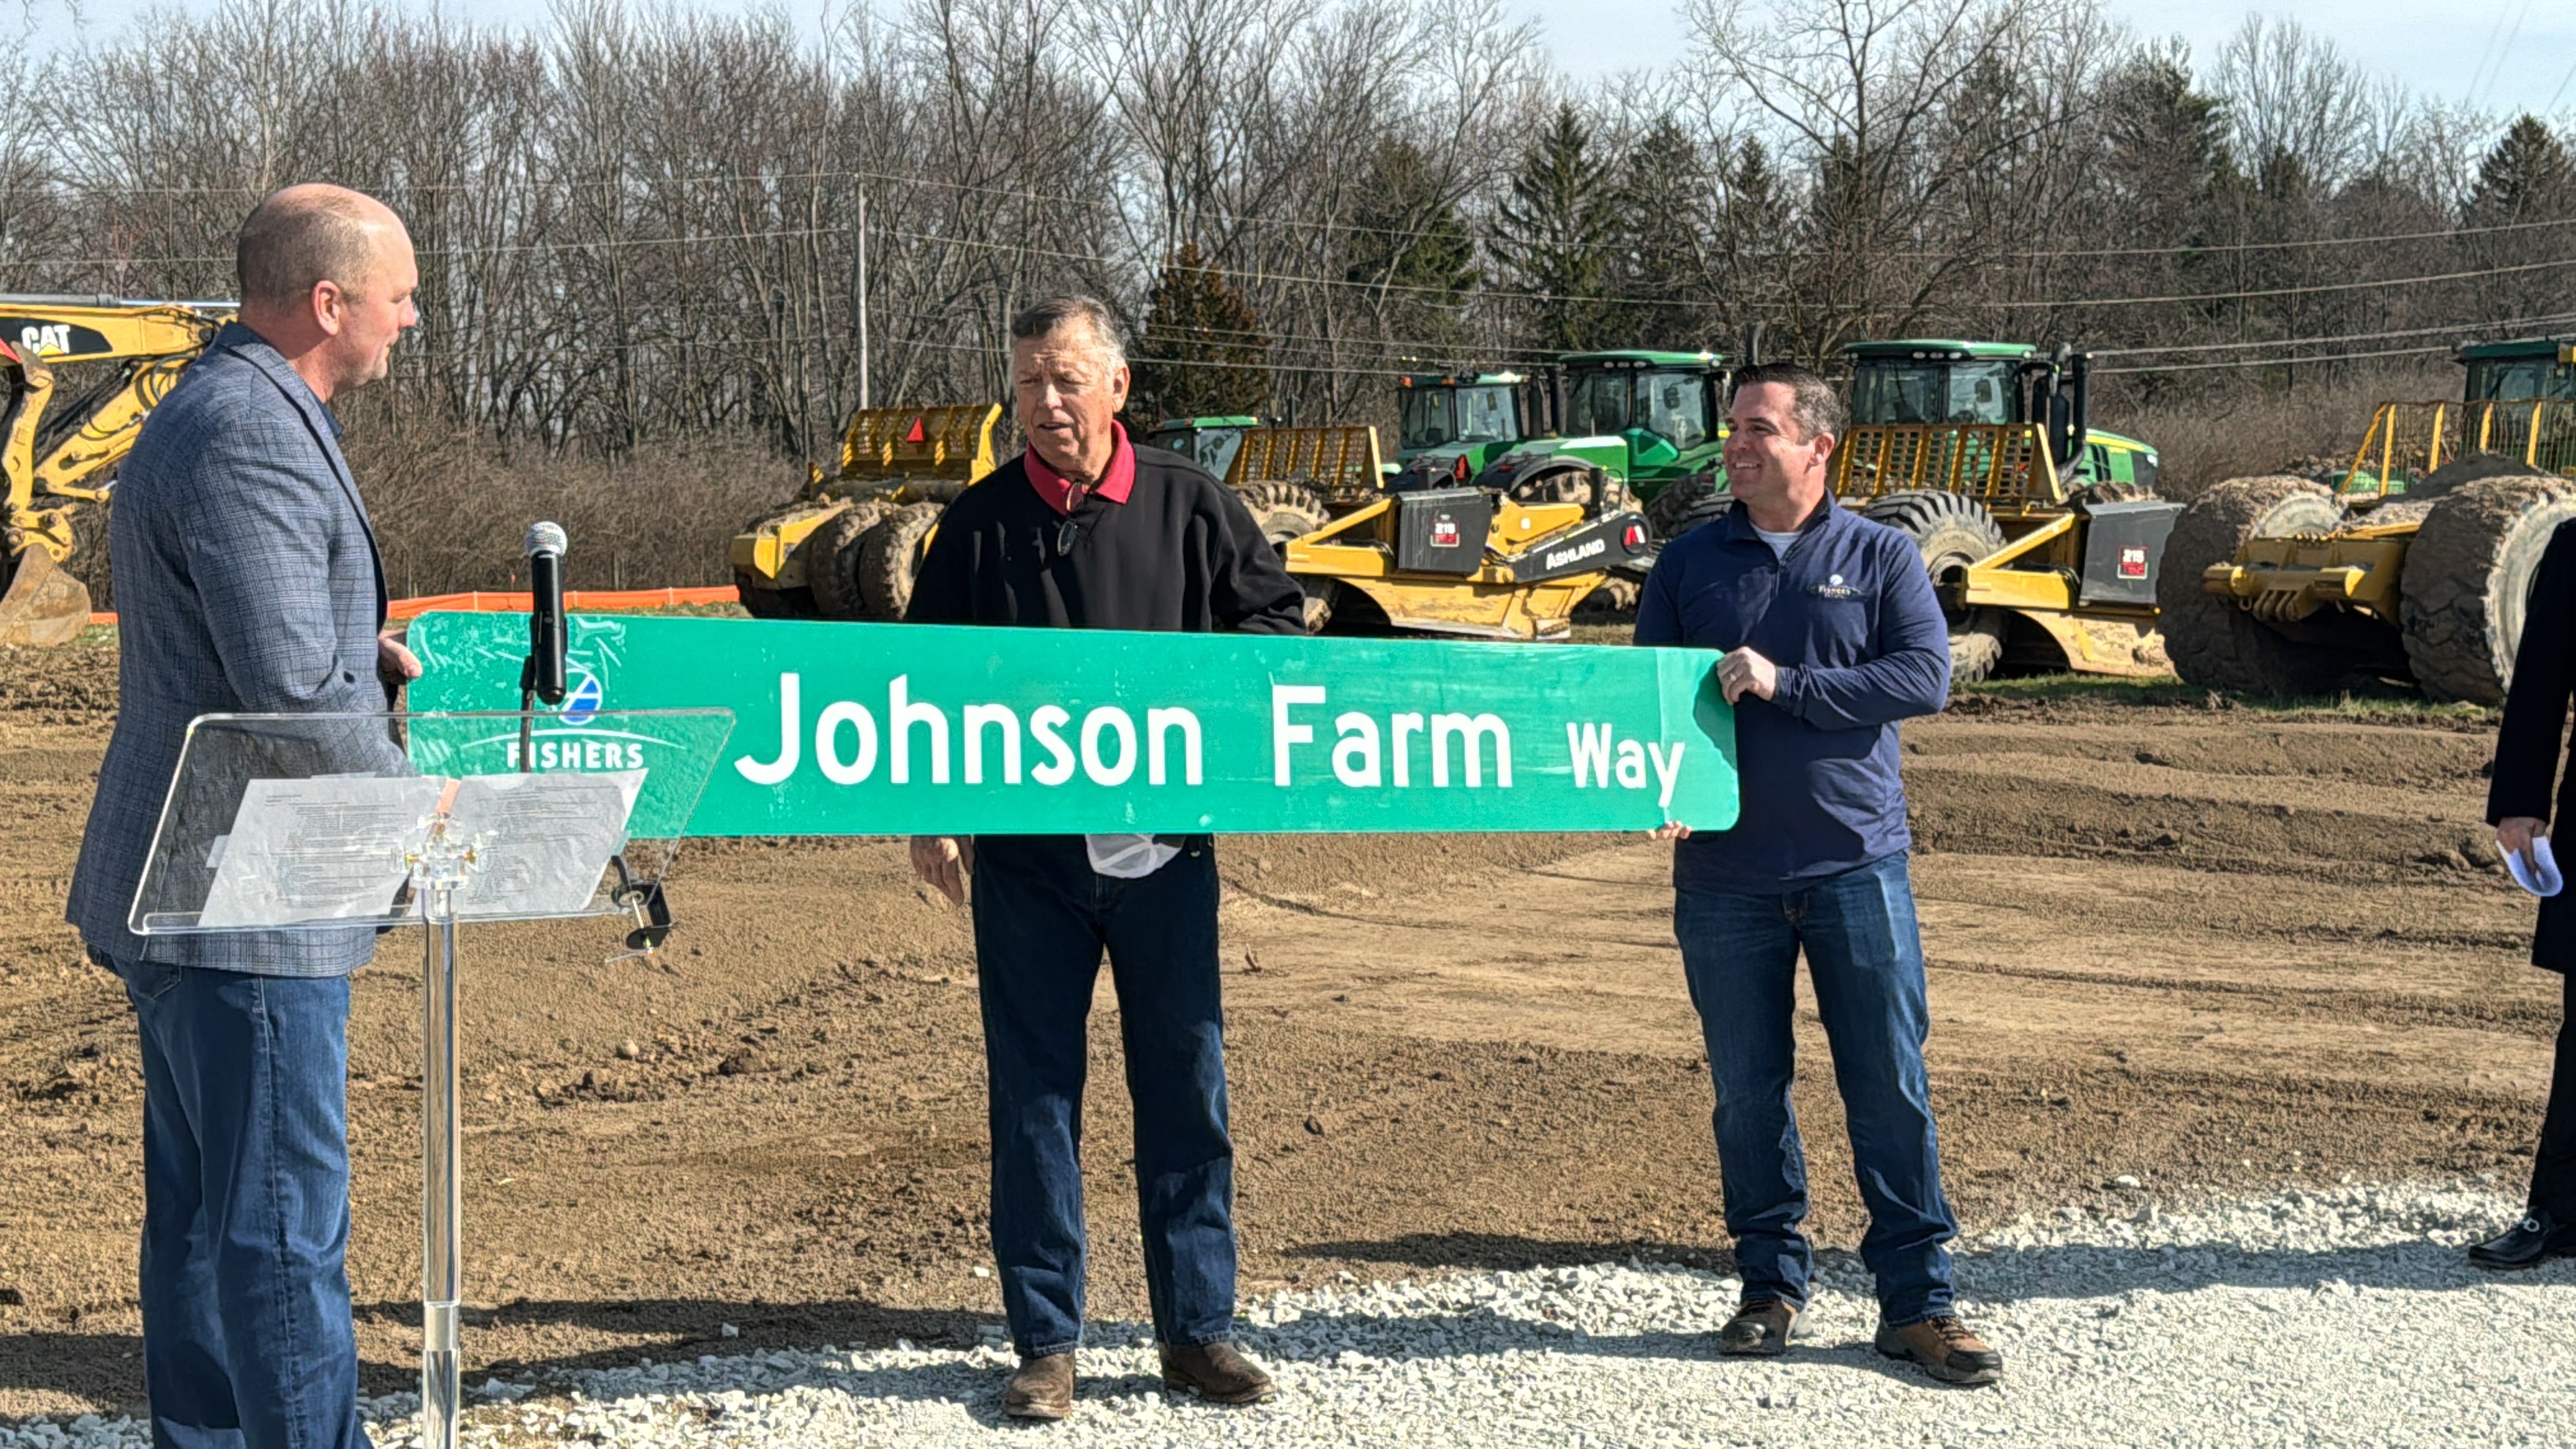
[1387,370,1539,490]
[1469,351,1735,542]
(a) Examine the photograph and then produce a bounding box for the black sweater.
[2489,519,2576,973]
[905,446,1305,635]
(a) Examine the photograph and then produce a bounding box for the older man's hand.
[911,835,973,907]
[1718,647,1778,705]
[2500,817,2548,859]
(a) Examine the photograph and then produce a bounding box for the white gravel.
[7,1181,2571,1448]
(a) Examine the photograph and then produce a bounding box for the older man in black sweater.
[905,296,1301,1418]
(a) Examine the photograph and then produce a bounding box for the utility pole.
[855,192,871,410]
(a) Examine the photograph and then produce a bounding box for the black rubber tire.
[734,570,818,620]
[1236,480,1328,550]
[2398,473,2576,705]
[806,501,893,620]
[857,501,944,621]
[1643,471,1723,541]
[1862,490,2009,684]
[2154,476,2348,695]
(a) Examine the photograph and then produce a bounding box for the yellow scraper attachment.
[0,545,92,647]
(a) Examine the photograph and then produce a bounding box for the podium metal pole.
[421,884,463,1449]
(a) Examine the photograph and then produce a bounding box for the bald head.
[235,184,419,402]
[237,184,405,313]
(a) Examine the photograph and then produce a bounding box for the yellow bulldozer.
[2,295,231,645]
[728,403,1001,621]
[2159,336,2576,704]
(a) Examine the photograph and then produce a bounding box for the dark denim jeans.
[1673,852,1958,1325]
[103,955,370,1449]
[967,834,1237,1358]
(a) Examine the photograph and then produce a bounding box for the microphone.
[525,521,569,706]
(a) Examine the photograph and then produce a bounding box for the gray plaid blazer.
[67,323,401,975]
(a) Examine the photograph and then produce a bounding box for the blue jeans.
[968,834,1236,1358]
[1673,853,1958,1325]
[105,956,371,1449]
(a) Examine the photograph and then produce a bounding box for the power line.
[2095,309,2576,359]
[2093,341,2464,375]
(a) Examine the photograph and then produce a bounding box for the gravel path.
[7,1182,2569,1448]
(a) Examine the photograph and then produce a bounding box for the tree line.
[4,0,2572,465]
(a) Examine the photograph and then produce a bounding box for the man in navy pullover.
[1636,363,2002,1386]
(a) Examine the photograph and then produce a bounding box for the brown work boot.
[1874,1314,2003,1386]
[1717,1298,1799,1356]
[1159,1341,1278,1404]
[1002,1352,1075,1420]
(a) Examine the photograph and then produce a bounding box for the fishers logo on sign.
[408,613,1740,837]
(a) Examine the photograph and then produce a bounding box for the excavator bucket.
[0,546,92,648]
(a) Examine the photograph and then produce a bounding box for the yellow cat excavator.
[1,295,232,645]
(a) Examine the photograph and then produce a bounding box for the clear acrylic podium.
[128,708,733,1449]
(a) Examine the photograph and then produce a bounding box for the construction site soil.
[0,632,2555,1418]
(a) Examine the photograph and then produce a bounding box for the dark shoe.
[1159,1341,1277,1404]
[1875,1315,2003,1386]
[1717,1298,1799,1356]
[1003,1352,1074,1420]
[2468,1210,2576,1270]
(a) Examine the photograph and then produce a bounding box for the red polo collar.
[1024,422,1136,514]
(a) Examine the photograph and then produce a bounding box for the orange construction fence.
[88,585,741,628]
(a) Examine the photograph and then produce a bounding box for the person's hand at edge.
[2500,817,2547,858]
[1649,823,1691,841]
[378,627,422,689]
[911,834,973,906]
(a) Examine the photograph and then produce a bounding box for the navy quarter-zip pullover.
[1636,497,1950,892]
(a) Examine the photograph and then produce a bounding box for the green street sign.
[407,613,1737,837]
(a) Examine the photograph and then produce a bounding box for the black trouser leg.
[2531,970,2576,1221]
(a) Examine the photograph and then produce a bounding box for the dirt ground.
[0,632,2556,1419]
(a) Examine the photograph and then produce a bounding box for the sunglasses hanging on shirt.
[1055,518,1083,557]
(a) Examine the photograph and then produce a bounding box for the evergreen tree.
[1612,117,1718,350]
[1128,242,1270,424]
[1345,140,1480,302]
[2466,116,2575,223]
[1489,103,1623,353]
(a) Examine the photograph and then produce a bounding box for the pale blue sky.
[20,0,2576,119]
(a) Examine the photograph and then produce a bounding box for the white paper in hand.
[2508,836,2564,899]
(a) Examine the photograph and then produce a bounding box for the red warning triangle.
[905,416,926,443]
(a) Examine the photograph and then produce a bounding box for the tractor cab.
[2460,337,2576,402]
[1470,351,1732,534]
[1388,370,1540,491]
[1557,351,1728,468]
[1142,415,1264,482]
[1841,340,2157,492]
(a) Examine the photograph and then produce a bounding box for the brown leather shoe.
[1159,1341,1277,1404]
[1003,1352,1074,1420]
[1874,1315,2003,1386]
[1717,1298,1798,1356]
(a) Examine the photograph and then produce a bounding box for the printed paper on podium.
[195,776,446,928]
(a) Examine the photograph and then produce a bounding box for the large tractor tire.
[1237,480,1328,550]
[1864,490,2008,684]
[2398,472,2576,705]
[806,501,893,620]
[2154,476,2347,695]
[1644,471,1723,540]
[857,501,945,621]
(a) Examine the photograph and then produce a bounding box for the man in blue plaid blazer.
[67,183,419,1449]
